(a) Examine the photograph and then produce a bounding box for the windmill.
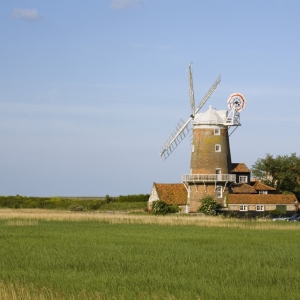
[159,63,246,212]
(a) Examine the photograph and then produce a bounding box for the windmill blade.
[159,117,192,160]
[195,74,221,114]
[187,63,195,116]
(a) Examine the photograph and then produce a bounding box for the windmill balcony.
[182,174,236,183]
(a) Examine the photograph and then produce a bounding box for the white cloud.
[12,8,42,21]
[111,0,145,10]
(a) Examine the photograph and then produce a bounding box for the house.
[225,175,298,215]
[227,194,298,216]
[148,183,188,213]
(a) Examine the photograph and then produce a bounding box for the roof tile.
[228,194,298,205]
[231,183,257,194]
[251,181,276,191]
[231,163,251,173]
[155,183,187,205]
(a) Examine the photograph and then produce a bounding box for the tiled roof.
[251,181,276,191]
[231,183,257,194]
[228,194,298,205]
[231,163,251,173]
[155,183,187,205]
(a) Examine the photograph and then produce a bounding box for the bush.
[228,211,239,218]
[68,205,86,212]
[169,204,180,213]
[151,201,170,215]
[151,201,179,215]
[197,195,218,215]
[269,209,282,215]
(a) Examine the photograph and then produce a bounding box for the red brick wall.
[189,183,229,213]
[190,127,231,174]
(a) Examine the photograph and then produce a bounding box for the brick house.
[227,194,298,216]
[148,183,188,213]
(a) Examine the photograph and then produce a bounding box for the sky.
[1,0,300,197]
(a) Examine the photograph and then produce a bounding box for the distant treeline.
[0,194,150,210]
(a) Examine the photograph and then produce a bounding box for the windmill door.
[216,169,222,181]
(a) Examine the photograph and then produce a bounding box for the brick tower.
[182,106,236,212]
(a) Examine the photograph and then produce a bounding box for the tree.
[251,153,300,199]
[197,195,218,215]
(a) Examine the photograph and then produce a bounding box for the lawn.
[0,209,299,299]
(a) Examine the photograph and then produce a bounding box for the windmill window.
[214,128,220,135]
[216,186,222,198]
[239,205,248,211]
[215,144,221,152]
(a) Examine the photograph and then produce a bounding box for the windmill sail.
[160,118,191,161]
[159,69,221,161]
[194,74,221,114]
[187,63,195,116]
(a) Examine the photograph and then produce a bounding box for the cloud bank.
[12,8,42,21]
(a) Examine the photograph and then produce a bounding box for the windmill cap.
[194,106,227,124]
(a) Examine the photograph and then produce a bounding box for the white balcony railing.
[182,174,236,183]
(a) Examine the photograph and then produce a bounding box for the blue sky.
[1,0,300,196]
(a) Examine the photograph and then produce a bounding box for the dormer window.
[239,176,248,183]
[215,144,221,152]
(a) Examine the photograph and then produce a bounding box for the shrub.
[68,205,86,212]
[197,195,218,215]
[169,204,180,213]
[269,209,282,215]
[151,201,170,215]
[228,211,239,218]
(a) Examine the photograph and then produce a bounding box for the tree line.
[252,152,300,199]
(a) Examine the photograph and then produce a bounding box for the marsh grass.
[0,209,299,299]
[0,208,298,230]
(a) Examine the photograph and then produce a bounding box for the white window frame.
[256,205,264,211]
[239,176,248,183]
[259,191,268,194]
[215,144,221,152]
[239,205,248,211]
[214,128,220,135]
[216,186,222,198]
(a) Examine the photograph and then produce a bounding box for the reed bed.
[0,208,298,230]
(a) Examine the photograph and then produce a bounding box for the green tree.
[197,195,218,215]
[251,153,300,198]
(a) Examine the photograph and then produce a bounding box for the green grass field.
[0,211,299,299]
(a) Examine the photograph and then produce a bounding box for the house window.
[239,176,248,183]
[216,186,222,198]
[214,128,220,135]
[239,205,248,211]
[259,191,268,194]
[215,144,221,152]
[256,205,264,211]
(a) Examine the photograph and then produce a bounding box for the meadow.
[0,209,299,300]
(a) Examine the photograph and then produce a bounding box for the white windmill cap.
[194,106,227,124]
